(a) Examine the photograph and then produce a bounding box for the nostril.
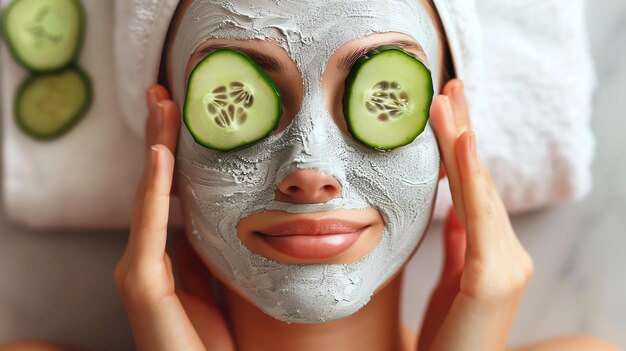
[323,185,337,193]
[287,185,300,194]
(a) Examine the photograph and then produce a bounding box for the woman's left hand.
[417,79,535,351]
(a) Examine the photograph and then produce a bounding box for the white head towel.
[114,0,596,220]
[0,0,595,229]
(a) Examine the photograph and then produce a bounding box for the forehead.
[171,0,438,67]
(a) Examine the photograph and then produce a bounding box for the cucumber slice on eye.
[184,49,282,152]
[343,45,434,151]
[15,66,92,140]
[2,0,85,72]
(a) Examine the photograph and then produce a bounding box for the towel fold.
[1,0,595,229]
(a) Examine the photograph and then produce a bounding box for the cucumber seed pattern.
[365,81,409,122]
[26,6,66,47]
[203,82,254,130]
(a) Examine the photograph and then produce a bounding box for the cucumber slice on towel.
[184,49,282,152]
[2,0,85,72]
[343,46,434,151]
[15,66,92,140]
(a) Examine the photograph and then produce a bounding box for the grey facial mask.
[172,0,441,323]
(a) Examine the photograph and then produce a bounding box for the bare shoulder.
[0,342,84,351]
[509,335,622,351]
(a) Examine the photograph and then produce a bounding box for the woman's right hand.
[114,85,235,351]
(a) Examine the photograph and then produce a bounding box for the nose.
[276,169,342,204]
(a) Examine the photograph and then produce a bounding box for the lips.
[254,219,370,260]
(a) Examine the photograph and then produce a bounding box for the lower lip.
[257,227,368,260]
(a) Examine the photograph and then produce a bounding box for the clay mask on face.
[171,0,441,323]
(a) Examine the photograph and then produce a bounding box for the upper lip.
[256,218,370,237]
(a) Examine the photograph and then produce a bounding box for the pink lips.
[255,219,370,260]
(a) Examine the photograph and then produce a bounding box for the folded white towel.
[1,0,143,229]
[1,0,595,228]
[434,0,596,218]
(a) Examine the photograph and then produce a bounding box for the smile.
[253,219,371,260]
[236,209,385,264]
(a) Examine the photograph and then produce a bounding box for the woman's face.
[168,0,443,323]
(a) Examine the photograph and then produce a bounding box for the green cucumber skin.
[343,45,434,151]
[1,0,86,73]
[183,49,283,152]
[14,65,93,141]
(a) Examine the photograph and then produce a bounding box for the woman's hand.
[114,85,234,351]
[417,80,535,351]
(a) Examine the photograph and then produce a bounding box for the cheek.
[342,132,439,226]
[348,132,439,189]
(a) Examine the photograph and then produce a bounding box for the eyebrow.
[339,39,426,71]
[190,39,426,74]
[191,43,285,73]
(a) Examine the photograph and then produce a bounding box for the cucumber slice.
[343,46,434,151]
[15,66,92,140]
[2,0,85,72]
[184,49,282,152]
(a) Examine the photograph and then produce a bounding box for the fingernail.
[468,132,476,157]
[452,81,465,107]
[151,145,159,171]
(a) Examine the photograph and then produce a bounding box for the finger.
[441,207,467,280]
[135,144,175,262]
[145,85,170,149]
[133,88,177,233]
[442,79,471,133]
[130,99,163,238]
[156,100,181,155]
[455,131,508,256]
[154,99,181,197]
[430,95,466,224]
[147,85,170,121]
[417,207,466,351]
